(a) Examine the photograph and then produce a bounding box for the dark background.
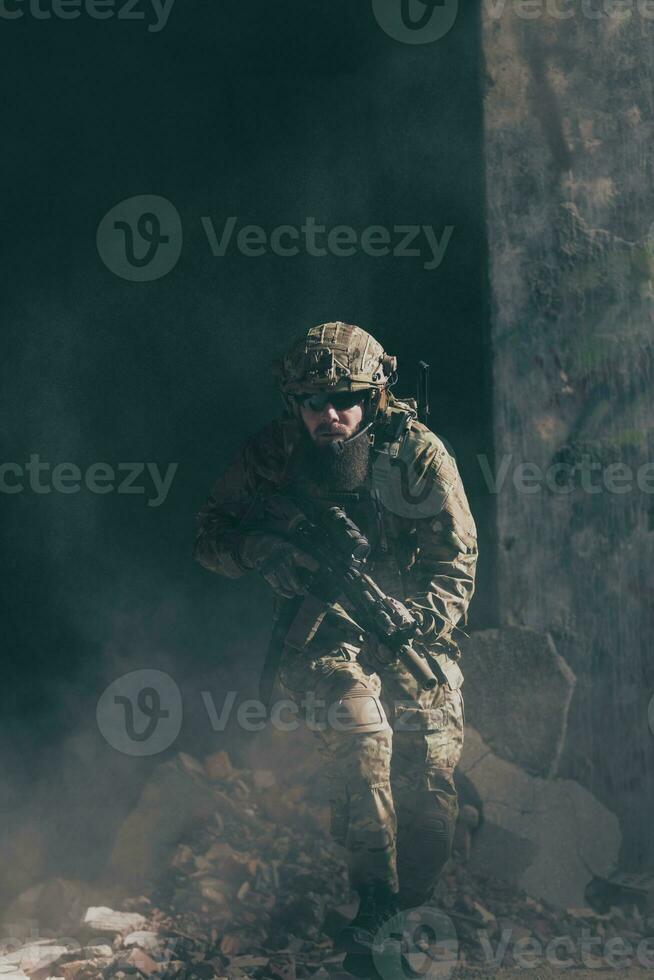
[0,0,492,890]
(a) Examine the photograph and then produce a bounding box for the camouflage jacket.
[195,399,478,656]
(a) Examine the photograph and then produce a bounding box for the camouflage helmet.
[277,321,397,398]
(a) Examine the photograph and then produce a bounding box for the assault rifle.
[245,497,440,692]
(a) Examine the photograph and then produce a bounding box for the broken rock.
[0,945,71,977]
[59,958,113,980]
[121,933,160,953]
[460,726,620,908]
[204,751,233,782]
[81,908,146,936]
[459,627,576,776]
[122,949,159,975]
[253,771,276,791]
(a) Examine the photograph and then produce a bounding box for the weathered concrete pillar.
[481,3,654,867]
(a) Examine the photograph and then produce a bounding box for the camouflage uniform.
[195,324,477,910]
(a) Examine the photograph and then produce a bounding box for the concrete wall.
[482,4,654,867]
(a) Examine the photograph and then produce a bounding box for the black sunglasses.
[298,390,368,412]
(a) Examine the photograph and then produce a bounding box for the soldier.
[195,322,477,965]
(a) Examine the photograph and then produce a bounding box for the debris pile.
[459,629,622,909]
[152,749,352,974]
[1,748,650,979]
[0,749,352,980]
[434,863,654,972]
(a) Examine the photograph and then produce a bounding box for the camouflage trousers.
[277,620,465,908]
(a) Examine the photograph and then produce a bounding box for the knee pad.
[326,676,391,735]
[329,683,390,735]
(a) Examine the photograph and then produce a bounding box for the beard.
[290,427,372,493]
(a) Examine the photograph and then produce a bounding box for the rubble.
[459,726,621,908]
[1,748,645,979]
[81,909,147,936]
[107,754,220,891]
[585,872,654,916]
[59,956,114,980]
[3,880,107,941]
[122,933,160,952]
[459,627,576,777]
[0,944,72,977]
[205,751,234,783]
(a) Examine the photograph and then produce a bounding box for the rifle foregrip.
[399,644,438,690]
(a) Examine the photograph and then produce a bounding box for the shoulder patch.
[372,424,455,521]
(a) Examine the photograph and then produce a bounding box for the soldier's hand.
[359,597,417,670]
[385,595,414,625]
[359,632,395,670]
[404,601,448,642]
[238,534,319,599]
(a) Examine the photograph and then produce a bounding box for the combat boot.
[338,881,401,956]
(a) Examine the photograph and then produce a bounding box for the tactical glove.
[237,534,319,600]
[359,596,414,669]
[404,603,450,644]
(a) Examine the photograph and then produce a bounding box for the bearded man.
[195,322,477,967]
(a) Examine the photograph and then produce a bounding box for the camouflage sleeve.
[194,422,289,578]
[403,436,478,645]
